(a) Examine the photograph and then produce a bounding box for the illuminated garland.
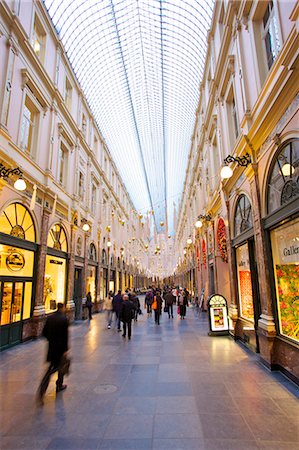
[217,218,228,262]
[202,239,207,268]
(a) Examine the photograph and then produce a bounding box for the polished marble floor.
[0,302,298,450]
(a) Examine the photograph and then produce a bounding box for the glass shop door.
[0,281,24,348]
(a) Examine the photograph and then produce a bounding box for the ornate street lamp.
[0,163,27,191]
[220,152,251,179]
[195,214,211,228]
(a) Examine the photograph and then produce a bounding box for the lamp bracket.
[223,152,251,167]
[0,163,23,179]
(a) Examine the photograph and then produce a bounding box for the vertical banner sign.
[207,294,229,336]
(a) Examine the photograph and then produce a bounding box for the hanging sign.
[207,294,229,336]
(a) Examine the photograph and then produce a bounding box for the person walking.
[132,292,140,322]
[112,290,123,332]
[144,290,153,316]
[85,291,93,320]
[37,303,69,405]
[178,289,188,319]
[164,289,175,318]
[104,290,114,329]
[120,294,135,339]
[152,291,163,325]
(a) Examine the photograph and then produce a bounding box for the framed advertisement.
[207,294,229,335]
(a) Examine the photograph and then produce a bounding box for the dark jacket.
[86,293,92,308]
[164,292,175,306]
[43,310,69,366]
[132,295,140,310]
[145,292,153,305]
[120,300,135,323]
[112,293,123,314]
[154,294,163,313]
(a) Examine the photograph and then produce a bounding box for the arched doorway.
[0,203,36,348]
[45,223,68,312]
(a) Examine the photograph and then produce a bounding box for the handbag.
[152,296,157,310]
[164,306,169,313]
[177,306,180,314]
[59,354,71,376]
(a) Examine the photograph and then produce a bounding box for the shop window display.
[236,243,254,321]
[271,219,299,342]
[44,255,66,312]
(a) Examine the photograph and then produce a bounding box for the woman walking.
[178,289,188,319]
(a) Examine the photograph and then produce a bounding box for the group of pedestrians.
[36,285,191,405]
[144,286,190,323]
[104,288,141,339]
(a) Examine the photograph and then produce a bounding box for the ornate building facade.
[0,0,150,349]
[175,0,299,382]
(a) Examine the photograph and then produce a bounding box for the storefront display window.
[44,255,66,312]
[0,245,34,277]
[271,219,299,342]
[86,266,96,301]
[236,243,254,321]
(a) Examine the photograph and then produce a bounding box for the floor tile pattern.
[0,299,298,449]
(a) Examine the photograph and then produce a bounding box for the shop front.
[0,203,36,349]
[45,223,68,313]
[87,243,97,304]
[101,249,108,299]
[264,139,299,377]
[232,194,260,352]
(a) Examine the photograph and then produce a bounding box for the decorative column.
[31,208,50,336]
[249,164,276,364]
[96,230,101,311]
[81,230,89,314]
[66,224,76,320]
[221,187,239,326]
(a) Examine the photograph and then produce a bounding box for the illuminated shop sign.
[6,251,25,272]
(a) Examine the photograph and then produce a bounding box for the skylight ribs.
[43,0,214,233]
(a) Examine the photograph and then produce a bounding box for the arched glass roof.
[44,0,214,233]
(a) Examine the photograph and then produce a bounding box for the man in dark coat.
[120,294,135,339]
[37,303,69,404]
[85,291,93,320]
[164,290,175,319]
[153,291,163,325]
[112,290,123,332]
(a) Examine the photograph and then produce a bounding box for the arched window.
[101,249,107,265]
[0,203,36,242]
[267,140,299,214]
[234,194,252,237]
[47,223,67,252]
[88,243,97,261]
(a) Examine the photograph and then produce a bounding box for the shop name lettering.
[50,259,63,265]
[283,245,299,256]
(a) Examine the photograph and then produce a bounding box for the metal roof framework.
[44,0,214,233]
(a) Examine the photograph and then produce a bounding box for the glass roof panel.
[44,0,214,233]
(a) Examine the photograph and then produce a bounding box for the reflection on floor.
[0,302,298,450]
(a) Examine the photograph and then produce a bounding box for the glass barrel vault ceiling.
[44,0,214,234]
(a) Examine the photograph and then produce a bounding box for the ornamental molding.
[260,94,299,153]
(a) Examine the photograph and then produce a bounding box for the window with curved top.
[234,195,252,237]
[101,249,107,265]
[267,140,299,215]
[88,243,97,261]
[47,223,67,252]
[0,203,36,242]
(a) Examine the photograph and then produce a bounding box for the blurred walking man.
[37,303,69,405]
